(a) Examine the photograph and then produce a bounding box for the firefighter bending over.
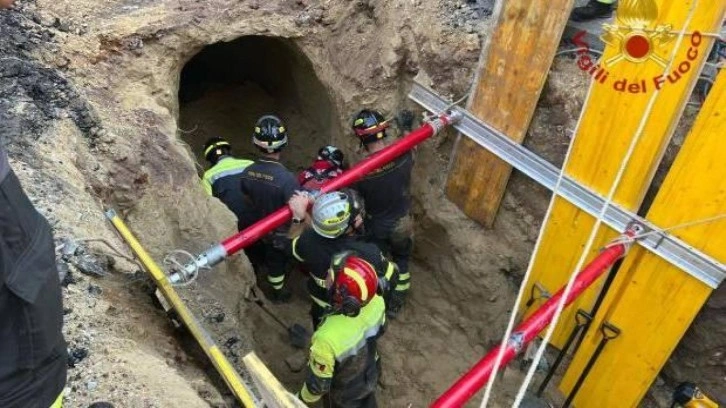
[287,190,399,329]
[298,145,346,190]
[297,253,385,407]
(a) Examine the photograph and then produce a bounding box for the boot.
[269,287,292,304]
[571,0,614,22]
[385,291,406,319]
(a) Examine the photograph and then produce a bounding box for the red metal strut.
[430,229,638,408]
[170,110,461,283]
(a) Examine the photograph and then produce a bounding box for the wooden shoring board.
[560,68,726,408]
[521,0,725,348]
[445,0,575,227]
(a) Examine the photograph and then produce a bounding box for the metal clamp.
[409,82,726,289]
[508,332,526,354]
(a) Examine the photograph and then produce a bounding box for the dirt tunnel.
[178,36,340,171]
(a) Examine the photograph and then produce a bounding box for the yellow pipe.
[105,209,258,407]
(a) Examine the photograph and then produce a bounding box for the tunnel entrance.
[178,36,339,171]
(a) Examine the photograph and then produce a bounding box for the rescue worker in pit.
[672,382,719,408]
[240,115,300,303]
[297,145,346,190]
[297,252,385,407]
[0,143,67,407]
[351,109,412,317]
[201,137,266,271]
[287,190,399,328]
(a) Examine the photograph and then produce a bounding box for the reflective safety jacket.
[240,159,300,232]
[202,156,256,229]
[300,296,385,405]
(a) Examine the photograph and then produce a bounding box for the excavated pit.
[178,36,340,170]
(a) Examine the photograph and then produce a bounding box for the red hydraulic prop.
[431,229,638,408]
[170,110,461,283]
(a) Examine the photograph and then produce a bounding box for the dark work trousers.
[326,341,379,408]
[365,215,413,295]
[262,232,290,291]
[0,170,67,408]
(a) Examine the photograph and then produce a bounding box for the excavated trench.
[173,35,527,407]
[178,36,340,170]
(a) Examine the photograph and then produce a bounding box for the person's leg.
[387,216,413,317]
[264,241,291,303]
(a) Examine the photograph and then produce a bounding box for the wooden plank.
[445,0,576,227]
[521,0,725,348]
[243,352,308,408]
[560,68,726,407]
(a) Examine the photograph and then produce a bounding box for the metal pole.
[430,232,634,408]
[171,111,461,283]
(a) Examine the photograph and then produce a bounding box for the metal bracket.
[409,82,726,289]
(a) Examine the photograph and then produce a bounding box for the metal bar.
[409,82,726,289]
[170,111,461,283]
[105,209,260,407]
[430,234,630,408]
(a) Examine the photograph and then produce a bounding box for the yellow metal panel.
[560,68,726,407]
[522,0,725,348]
[106,211,258,407]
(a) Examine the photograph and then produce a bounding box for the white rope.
[477,40,604,408]
[511,2,701,406]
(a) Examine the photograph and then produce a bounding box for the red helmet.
[327,252,378,316]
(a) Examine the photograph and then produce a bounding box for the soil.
[1,0,723,407]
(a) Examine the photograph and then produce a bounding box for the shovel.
[248,287,310,349]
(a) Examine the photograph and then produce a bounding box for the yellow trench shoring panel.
[522,0,725,348]
[560,68,726,407]
[105,210,258,407]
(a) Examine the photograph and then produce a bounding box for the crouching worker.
[297,145,345,190]
[0,145,67,408]
[297,253,385,408]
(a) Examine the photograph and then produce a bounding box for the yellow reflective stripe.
[50,392,63,408]
[396,282,410,291]
[399,272,411,281]
[385,262,395,280]
[344,267,368,302]
[268,275,285,283]
[311,295,330,308]
[301,383,321,403]
[201,178,213,196]
[204,141,230,157]
[291,237,304,262]
[312,275,327,288]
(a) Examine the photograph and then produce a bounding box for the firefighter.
[571,0,616,22]
[297,145,346,190]
[297,252,385,408]
[287,190,399,328]
[240,115,300,303]
[351,109,412,317]
[672,382,719,408]
[200,137,264,271]
[0,144,67,408]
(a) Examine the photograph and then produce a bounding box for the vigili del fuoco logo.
[573,0,703,94]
